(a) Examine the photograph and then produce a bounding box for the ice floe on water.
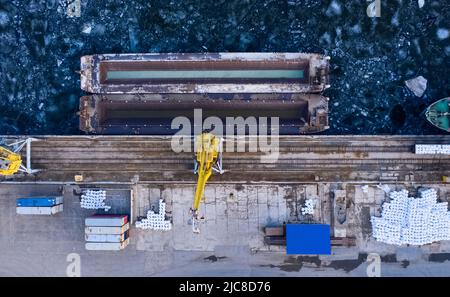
[437,28,449,40]
[418,0,425,9]
[326,0,342,16]
[81,23,92,34]
[0,10,9,27]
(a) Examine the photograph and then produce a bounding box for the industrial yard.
[1,134,450,276]
[1,181,450,277]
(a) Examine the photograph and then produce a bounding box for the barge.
[79,93,329,134]
[80,52,330,94]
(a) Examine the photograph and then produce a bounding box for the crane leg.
[190,208,201,234]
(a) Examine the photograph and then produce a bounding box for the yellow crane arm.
[193,168,212,211]
[191,132,222,233]
[0,146,22,176]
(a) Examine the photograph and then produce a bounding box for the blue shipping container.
[16,196,63,207]
[286,224,331,255]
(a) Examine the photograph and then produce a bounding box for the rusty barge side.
[79,93,329,135]
[80,53,330,94]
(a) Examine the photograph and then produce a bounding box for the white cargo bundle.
[301,199,315,215]
[80,190,111,211]
[136,199,172,231]
[16,204,63,215]
[371,188,450,246]
[415,144,450,155]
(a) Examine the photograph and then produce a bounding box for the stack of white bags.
[80,190,111,211]
[415,144,450,155]
[301,199,315,215]
[136,199,172,231]
[371,188,450,245]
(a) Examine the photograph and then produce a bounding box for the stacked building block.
[415,144,450,155]
[371,188,450,246]
[136,199,172,231]
[301,199,315,215]
[16,196,64,215]
[84,214,130,250]
[80,190,111,211]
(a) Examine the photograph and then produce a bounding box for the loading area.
[2,180,450,276]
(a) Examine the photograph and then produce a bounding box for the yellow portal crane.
[191,132,224,233]
[0,138,40,176]
[0,146,22,175]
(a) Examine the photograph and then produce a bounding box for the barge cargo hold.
[80,53,330,94]
[79,93,329,134]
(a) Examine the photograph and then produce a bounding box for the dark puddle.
[204,255,227,262]
[428,253,450,263]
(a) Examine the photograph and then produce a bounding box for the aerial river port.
[0,1,449,278]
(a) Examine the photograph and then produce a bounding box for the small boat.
[426,97,450,132]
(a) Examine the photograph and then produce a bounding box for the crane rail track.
[1,135,449,183]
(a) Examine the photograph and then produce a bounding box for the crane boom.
[191,132,224,233]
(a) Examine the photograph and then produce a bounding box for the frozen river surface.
[0,0,449,134]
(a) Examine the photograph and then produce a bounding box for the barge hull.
[79,93,329,135]
[80,53,330,94]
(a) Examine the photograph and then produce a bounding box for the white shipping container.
[85,215,127,227]
[85,232,128,243]
[55,196,64,205]
[85,223,130,235]
[16,204,63,215]
[85,238,130,251]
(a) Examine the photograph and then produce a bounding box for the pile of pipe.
[136,199,172,231]
[371,188,450,245]
[80,190,111,211]
[301,199,315,215]
[415,144,450,155]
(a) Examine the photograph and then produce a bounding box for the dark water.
[0,0,449,135]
